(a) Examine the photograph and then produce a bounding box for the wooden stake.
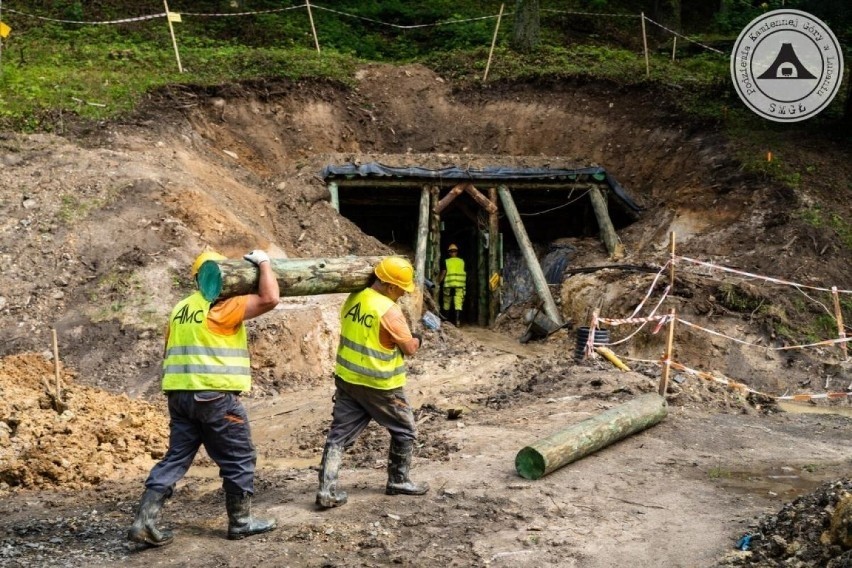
[640,12,650,78]
[483,3,505,82]
[306,0,321,54]
[163,0,183,73]
[52,328,61,402]
[671,36,677,62]
[832,287,848,360]
[658,309,676,396]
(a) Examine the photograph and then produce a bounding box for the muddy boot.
[385,440,430,496]
[316,444,348,509]
[225,493,278,540]
[127,488,174,547]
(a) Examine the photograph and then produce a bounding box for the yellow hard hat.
[191,249,226,278]
[448,243,459,252]
[374,256,415,293]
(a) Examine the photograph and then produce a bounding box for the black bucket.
[574,327,610,361]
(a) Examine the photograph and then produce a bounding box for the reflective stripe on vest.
[334,287,406,390]
[162,291,251,392]
[444,257,466,288]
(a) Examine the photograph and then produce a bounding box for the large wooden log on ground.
[515,393,667,480]
[198,256,385,300]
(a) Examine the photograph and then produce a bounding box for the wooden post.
[328,182,339,212]
[52,328,61,402]
[477,230,488,326]
[515,393,668,480]
[429,186,441,288]
[497,185,562,326]
[483,3,505,82]
[671,35,677,62]
[587,185,622,258]
[305,0,321,54]
[488,187,500,325]
[658,309,676,396]
[163,0,184,73]
[832,287,848,360]
[640,12,650,78]
[199,256,385,300]
[669,231,676,290]
[413,186,430,324]
[0,0,4,78]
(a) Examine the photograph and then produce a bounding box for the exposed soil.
[1,64,851,567]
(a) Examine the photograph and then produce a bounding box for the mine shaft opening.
[325,163,642,328]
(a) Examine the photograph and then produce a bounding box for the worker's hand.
[412,332,423,347]
[244,250,270,266]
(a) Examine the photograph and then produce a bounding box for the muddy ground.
[1,64,851,567]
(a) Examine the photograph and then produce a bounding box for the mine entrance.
[322,163,642,328]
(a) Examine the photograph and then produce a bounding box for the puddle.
[778,401,852,418]
[713,463,849,500]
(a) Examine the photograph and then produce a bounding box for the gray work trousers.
[325,376,417,447]
[145,391,257,496]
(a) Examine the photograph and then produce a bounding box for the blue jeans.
[145,391,256,496]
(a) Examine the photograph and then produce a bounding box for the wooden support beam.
[477,230,488,327]
[497,185,562,326]
[515,393,667,480]
[488,187,500,326]
[429,186,441,296]
[587,185,623,259]
[436,183,467,213]
[466,184,498,214]
[328,182,339,212]
[198,256,384,300]
[412,186,430,324]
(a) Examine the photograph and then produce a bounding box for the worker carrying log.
[316,256,430,509]
[128,248,280,547]
[437,243,466,327]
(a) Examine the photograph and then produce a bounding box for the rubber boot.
[127,488,174,547]
[385,439,430,496]
[225,493,278,540]
[316,444,348,509]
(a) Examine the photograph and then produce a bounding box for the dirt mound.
[0,353,168,490]
[718,479,852,567]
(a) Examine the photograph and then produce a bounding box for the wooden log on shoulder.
[515,393,667,480]
[198,256,385,300]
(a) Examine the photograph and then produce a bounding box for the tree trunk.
[200,256,385,300]
[511,0,540,54]
[515,393,668,480]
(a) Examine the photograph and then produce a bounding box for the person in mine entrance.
[315,256,429,509]
[128,248,280,547]
[437,243,466,327]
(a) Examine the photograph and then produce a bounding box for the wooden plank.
[515,393,667,480]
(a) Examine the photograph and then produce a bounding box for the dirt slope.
[0,64,851,567]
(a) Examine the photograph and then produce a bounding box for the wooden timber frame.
[325,175,634,327]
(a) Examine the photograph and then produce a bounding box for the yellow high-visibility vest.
[335,288,406,390]
[444,257,466,288]
[162,291,251,392]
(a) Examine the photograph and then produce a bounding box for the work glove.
[244,250,270,266]
[412,332,424,347]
